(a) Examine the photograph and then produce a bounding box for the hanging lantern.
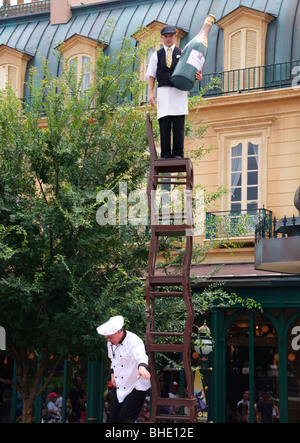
[194,320,213,357]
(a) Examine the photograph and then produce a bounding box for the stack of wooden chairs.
[145,112,197,423]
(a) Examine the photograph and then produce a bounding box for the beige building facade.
[190,86,300,264]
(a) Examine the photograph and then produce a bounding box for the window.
[0,64,18,91]
[57,34,107,92]
[230,138,259,213]
[69,55,91,91]
[226,310,279,423]
[214,116,274,220]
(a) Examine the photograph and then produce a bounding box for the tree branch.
[36,355,63,399]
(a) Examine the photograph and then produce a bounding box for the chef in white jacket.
[97,315,151,423]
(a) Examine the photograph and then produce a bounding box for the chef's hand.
[195,69,203,82]
[138,366,151,380]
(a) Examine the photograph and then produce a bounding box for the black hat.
[160,25,177,35]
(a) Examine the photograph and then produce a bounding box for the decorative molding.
[132,20,187,46]
[56,33,107,61]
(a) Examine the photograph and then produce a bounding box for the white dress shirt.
[146,44,188,120]
[107,330,151,403]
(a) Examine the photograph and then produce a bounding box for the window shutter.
[245,30,258,88]
[228,29,258,91]
[245,30,257,68]
[82,56,91,91]
[229,31,242,91]
[8,65,17,90]
[230,31,242,70]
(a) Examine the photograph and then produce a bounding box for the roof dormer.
[217,6,275,71]
[0,45,32,98]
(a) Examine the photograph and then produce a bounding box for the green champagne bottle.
[171,14,216,91]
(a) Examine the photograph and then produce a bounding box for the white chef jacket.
[108,330,151,403]
[146,44,189,120]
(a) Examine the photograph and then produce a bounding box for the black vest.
[157,46,181,87]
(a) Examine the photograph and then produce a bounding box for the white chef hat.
[96,315,124,335]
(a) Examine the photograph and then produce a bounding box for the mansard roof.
[0,0,298,94]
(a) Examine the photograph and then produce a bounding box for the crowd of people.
[1,378,281,423]
[42,375,87,423]
[231,389,280,423]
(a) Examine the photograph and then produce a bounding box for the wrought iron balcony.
[205,208,272,240]
[142,60,300,104]
[191,60,300,97]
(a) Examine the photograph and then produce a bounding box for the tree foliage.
[0,33,156,421]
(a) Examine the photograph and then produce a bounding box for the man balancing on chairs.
[147,25,202,159]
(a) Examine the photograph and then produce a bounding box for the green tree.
[0,35,154,422]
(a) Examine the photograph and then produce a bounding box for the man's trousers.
[159,114,185,158]
[109,389,147,423]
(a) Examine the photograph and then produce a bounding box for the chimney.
[51,0,72,25]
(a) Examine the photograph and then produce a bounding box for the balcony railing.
[191,60,300,97]
[205,208,272,240]
[142,60,300,104]
[255,215,300,243]
[0,0,50,18]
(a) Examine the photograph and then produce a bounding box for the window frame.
[221,133,265,213]
[213,116,274,214]
[68,54,92,92]
[229,137,260,213]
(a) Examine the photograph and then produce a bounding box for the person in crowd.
[46,392,62,422]
[70,375,87,423]
[256,389,273,423]
[237,390,250,423]
[271,399,280,423]
[168,381,180,416]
